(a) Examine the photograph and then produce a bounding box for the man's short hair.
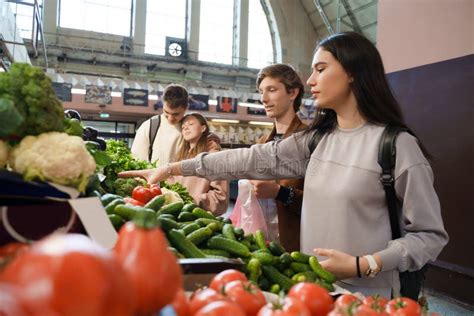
[163,84,189,109]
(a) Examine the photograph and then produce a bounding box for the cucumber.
[233,227,245,239]
[144,195,166,212]
[159,213,177,221]
[181,203,198,213]
[247,258,262,284]
[222,224,237,240]
[292,271,317,282]
[108,214,125,231]
[314,278,335,292]
[309,256,337,284]
[255,230,267,250]
[283,268,295,278]
[289,262,312,273]
[158,217,181,232]
[290,251,311,264]
[100,193,123,206]
[104,198,124,215]
[186,227,213,245]
[268,241,286,256]
[206,222,222,233]
[196,218,223,231]
[167,229,206,258]
[251,251,274,265]
[160,201,184,216]
[114,204,139,220]
[192,207,216,220]
[270,284,281,294]
[258,277,271,291]
[207,236,250,258]
[181,223,201,235]
[261,265,296,292]
[279,252,293,266]
[201,248,231,258]
[177,211,197,222]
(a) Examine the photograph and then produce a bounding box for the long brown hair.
[306,32,432,159]
[175,113,210,161]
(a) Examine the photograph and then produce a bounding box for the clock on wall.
[165,37,186,58]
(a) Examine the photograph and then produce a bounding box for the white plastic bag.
[230,180,269,238]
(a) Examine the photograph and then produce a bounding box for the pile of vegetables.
[0,63,64,143]
[101,140,154,195]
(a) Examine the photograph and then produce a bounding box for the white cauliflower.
[9,132,96,192]
[160,187,183,205]
[0,140,9,168]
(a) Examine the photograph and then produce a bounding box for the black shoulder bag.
[148,115,161,162]
[308,127,427,300]
[378,125,427,300]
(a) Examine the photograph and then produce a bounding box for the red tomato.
[354,304,389,316]
[288,282,333,316]
[362,295,388,310]
[114,221,182,315]
[194,300,246,316]
[149,183,162,196]
[385,297,422,316]
[123,197,145,206]
[189,287,228,315]
[334,294,362,315]
[209,269,248,292]
[1,234,134,316]
[132,186,154,203]
[171,288,189,316]
[224,280,266,316]
[0,283,30,316]
[257,297,311,316]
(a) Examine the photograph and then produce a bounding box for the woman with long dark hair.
[120,32,447,297]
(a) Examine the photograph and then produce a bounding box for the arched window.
[198,0,234,65]
[59,0,132,36]
[247,0,274,69]
[145,0,186,55]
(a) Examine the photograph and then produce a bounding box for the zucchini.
[309,256,337,284]
[261,265,296,292]
[144,195,166,212]
[186,227,213,245]
[167,229,206,258]
[222,224,237,240]
[207,236,250,258]
[192,207,216,219]
[160,201,184,216]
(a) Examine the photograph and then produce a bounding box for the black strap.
[308,130,323,154]
[378,125,409,240]
[148,115,161,162]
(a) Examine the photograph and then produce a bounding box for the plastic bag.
[230,180,279,240]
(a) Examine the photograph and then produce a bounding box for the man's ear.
[289,88,299,100]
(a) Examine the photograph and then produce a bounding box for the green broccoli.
[0,63,64,143]
[112,177,146,197]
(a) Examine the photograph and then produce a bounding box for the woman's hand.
[313,248,358,280]
[118,167,168,184]
[250,180,280,199]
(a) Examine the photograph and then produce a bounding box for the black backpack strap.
[378,125,408,240]
[308,130,323,155]
[148,115,161,162]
